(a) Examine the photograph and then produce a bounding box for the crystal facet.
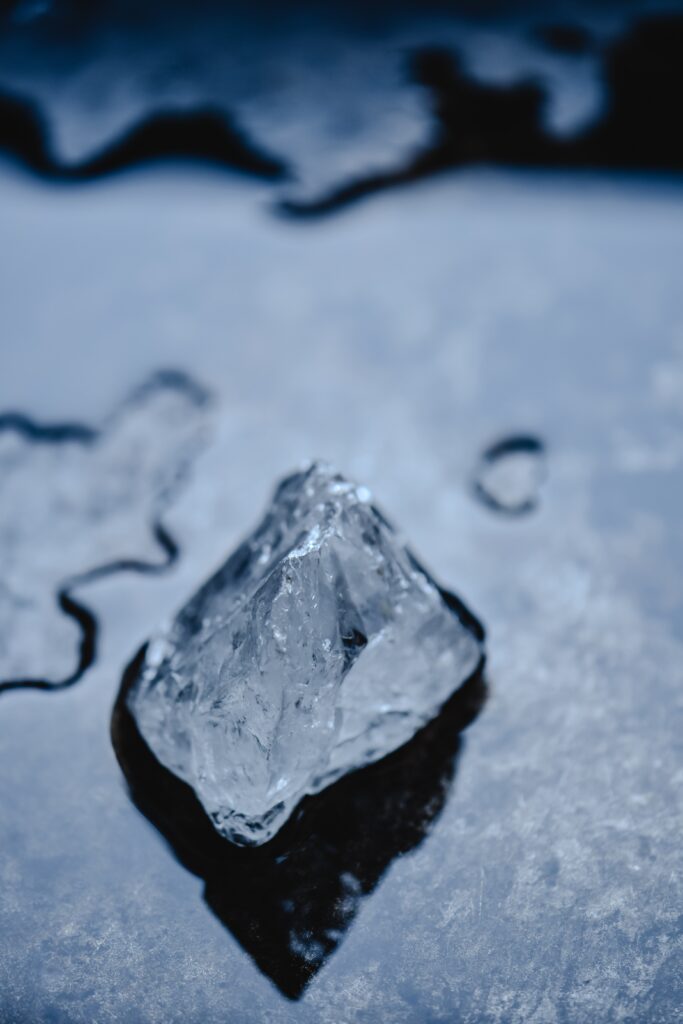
[127,463,484,845]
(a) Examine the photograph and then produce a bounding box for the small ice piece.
[127,462,484,846]
[473,435,546,515]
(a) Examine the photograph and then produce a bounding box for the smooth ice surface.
[128,462,483,845]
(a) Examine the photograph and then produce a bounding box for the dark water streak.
[0,92,288,182]
[0,370,209,695]
[1,14,682,214]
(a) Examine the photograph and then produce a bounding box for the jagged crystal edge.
[127,461,484,846]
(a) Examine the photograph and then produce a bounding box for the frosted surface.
[128,462,483,845]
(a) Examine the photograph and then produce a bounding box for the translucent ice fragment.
[127,462,484,845]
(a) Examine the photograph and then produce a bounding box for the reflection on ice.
[113,644,487,999]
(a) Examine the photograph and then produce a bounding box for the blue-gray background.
[0,3,682,1021]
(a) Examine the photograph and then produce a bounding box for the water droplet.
[473,435,546,516]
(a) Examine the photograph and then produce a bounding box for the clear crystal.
[127,462,483,845]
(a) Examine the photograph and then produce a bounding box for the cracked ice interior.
[127,463,483,845]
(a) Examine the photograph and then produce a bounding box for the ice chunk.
[127,462,484,845]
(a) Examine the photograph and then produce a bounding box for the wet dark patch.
[281,14,683,217]
[534,23,594,55]
[112,644,487,1000]
[279,48,555,217]
[2,14,682,214]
